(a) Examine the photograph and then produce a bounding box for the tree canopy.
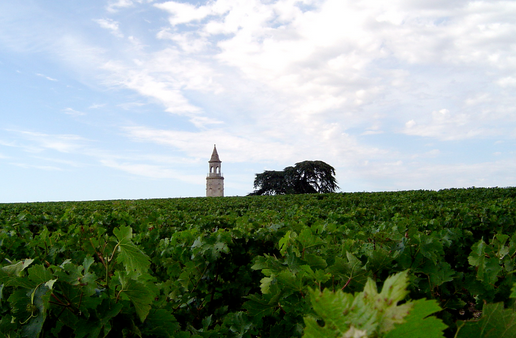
[250,160,339,195]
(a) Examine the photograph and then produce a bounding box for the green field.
[1,187,516,337]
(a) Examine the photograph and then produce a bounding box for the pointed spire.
[210,144,221,162]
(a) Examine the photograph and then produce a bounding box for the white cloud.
[402,109,495,141]
[11,163,64,171]
[157,29,209,53]
[351,156,516,191]
[155,1,214,25]
[94,18,124,38]
[9,130,87,153]
[123,125,297,163]
[36,73,58,81]
[107,0,137,12]
[117,101,146,110]
[411,149,440,159]
[88,103,106,109]
[93,0,516,152]
[63,108,86,116]
[101,159,178,178]
[102,60,200,115]
[33,156,84,167]
[498,77,516,88]
[464,93,491,106]
[122,122,386,174]
[2,0,516,199]
[100,46,224,124]
[100,158,202,184]
[127,36,145,50]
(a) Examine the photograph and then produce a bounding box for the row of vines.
[1,187,516,337]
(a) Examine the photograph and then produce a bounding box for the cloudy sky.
[0,0,515,202]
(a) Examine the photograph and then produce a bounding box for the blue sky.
[0,0,515,202]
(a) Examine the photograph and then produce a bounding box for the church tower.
[206,145,224,197]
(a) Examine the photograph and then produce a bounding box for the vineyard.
[1,187,516,337]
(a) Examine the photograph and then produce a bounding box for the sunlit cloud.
[63,108,86,116]
[11,163,64,171]
[100,159,202,184]
[107,0,135,12]
[94,18,124,38]
[403,109,500,141]
[8,130,88,153]
[88,103,106,109]
[36,73,58,81]
[0,0,515,201]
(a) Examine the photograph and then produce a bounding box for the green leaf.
[419,261,455,287]
[114,226,151,274]
[377,270,410,304]
[363,270,412,333]
[224,311,254,338]
[279,231,299,256]
[27,264,53,285]
[304,253,327,270]
[286,247,303,274]
[303,271,446,338]
[384,299,446,338]
[510,282,516,298]
[277,270,304,292]
[305,287,379,337]
[297,227,325,250]
[119,276,155,322]
[243,294,277,319]
[483,258,502,285]
[1,259,34,277]
[19,285,51,338]
[455,302,516,338]
[141,309,180,338]
[364,247,393,273]
[6,283,49,337]
[468,239,502,285]
[74,300,124,338]
[328,252,368,289]
[418,235,444,261]
[260,276,275,294]
[83,256,95,273]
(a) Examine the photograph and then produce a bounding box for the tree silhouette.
[250,160,339,195]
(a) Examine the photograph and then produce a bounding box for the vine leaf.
[384,299,447,338]
[302,271,446,338]
[119,274,155,322]
[243,294,277,319]
[74,300,124,338]
[455,302,516,338]
[303,287,376,337]
[113,226,150,274]
[1,259,36,289]
[27,265,53,285]
[7,285,51,338]
[21,285,50,338]
[1,259,34,278]
[468,240,502,285]
[142,309,180,337]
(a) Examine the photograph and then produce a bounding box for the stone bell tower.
[206,144,224,197]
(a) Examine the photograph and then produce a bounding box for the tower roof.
[210,144,221,162]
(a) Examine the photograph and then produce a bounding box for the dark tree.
[249,170,288,195]
[250,160,339,195]
[289,160,339,194]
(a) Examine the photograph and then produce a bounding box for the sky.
[0,0,515,202]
